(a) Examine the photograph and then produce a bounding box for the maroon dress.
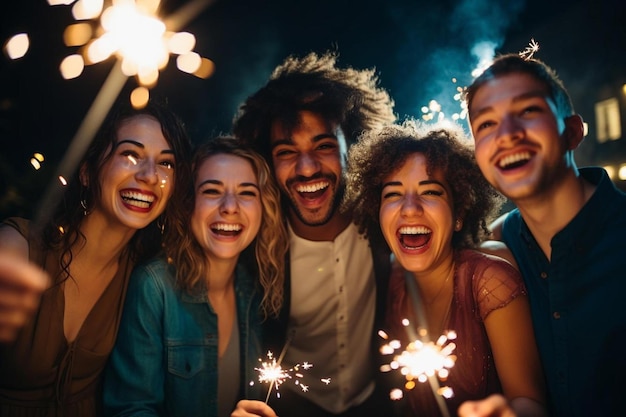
[0,218,133,417]
[386,249,526,417]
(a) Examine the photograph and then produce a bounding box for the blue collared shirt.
[501,167,626,417]
[103,257,264,417]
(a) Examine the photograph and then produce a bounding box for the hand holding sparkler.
[0,252,49,343]
[230,399,278,417]
[458,394,517,417]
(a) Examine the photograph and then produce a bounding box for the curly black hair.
[232,51,396,162]
[343,119,505,249]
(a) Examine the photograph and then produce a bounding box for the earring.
[80,199,88,216]
[79,185,91,216]
[455,219,462,231]
[157,216,165,235]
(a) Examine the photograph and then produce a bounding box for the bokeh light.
[130,86,150,108]
[63,23,93,47]
[72,0,104,20]
[60,54,85,79]
[4,33,30,60]
[176,52,201,74]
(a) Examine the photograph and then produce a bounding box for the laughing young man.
[459,54,626,417]
[232,51,396,417]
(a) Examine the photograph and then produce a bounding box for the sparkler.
[254,351,313,403]
[519,38,540,60]
[379,328,457,396]
[379,270,457,417]
[28,0,214,228]
[253,331,323,403]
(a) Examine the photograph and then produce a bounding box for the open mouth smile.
[497,151,533,170]
[120,190,155,209]
[295,180,329,200]
[398,225,431,249]
[210,222,243,237]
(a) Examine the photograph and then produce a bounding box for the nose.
[136,159,159,185]
[496,115,524,144]
[295,152,321,177]
[220,193,239,214]
[400,194,424,218]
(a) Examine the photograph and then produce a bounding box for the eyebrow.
[196,179,260,190]
[382,179,446,189]
[469,90,548,120]
[270,133,338,149]
[116,139,174,155]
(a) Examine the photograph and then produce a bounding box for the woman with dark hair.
[0,98,193,416]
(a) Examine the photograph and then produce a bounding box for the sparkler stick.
[34,59,127,229]
[261,330,294,403]
[404,270,451,417]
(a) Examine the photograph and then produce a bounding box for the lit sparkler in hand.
[379,270,459,417]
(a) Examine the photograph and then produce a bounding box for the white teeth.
[398,226,431,235]
[296,182,328,193]
[212,223,242,232]
[120,191,155,203]
[498,152,531,168]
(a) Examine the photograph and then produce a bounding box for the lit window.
[595,98,621,143]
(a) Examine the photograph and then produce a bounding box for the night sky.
[1,0,625,219]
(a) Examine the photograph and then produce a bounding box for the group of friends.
[0,49,624,417]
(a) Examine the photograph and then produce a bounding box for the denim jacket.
[103,257,263,417]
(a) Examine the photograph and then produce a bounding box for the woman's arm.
[482,265,547,417]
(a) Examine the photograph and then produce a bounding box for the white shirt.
[282,223,376,413]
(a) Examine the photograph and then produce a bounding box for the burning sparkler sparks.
[49,0,215,105]
[519,38,540,60]
[379,326,457,417]
[379,328,457,397]
[254,351,315,403]
[380,329,457,386]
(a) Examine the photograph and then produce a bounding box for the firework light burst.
[379,327,457,391]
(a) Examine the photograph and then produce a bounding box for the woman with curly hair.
[103,137,288,417]
[343,120,547,417]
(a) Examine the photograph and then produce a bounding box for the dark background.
[1,0,625,219]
